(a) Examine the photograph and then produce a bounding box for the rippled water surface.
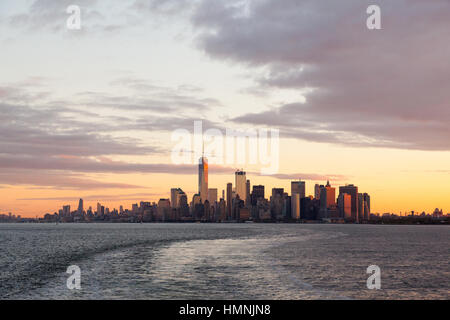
[0,223,448,299]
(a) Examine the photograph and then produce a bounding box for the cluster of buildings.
[4,154,447,224]
[43,154,374,223]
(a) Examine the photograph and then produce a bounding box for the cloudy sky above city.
[1,0,449,216]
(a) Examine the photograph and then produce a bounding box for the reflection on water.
[0,223,448,299]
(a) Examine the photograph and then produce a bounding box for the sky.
[0,0,449,217]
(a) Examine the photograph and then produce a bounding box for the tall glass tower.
[198,154,208,203]
[235,170,246,201]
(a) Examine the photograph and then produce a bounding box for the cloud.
[0,79,219,190]
[16,192,164,201]
[0,76,224,161]
[131,0,195,16]
[0,154,346,187]
[190,0,450,151]
[0,154,237,175]
[6,0,132,35]
[79,77,223,114]
[256,172,347,182]
[0,78,347,188]
[0,101,159,158]
[0,170,142,190]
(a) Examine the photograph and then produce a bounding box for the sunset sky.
[1,0,449,217]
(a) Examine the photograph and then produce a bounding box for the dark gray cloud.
[190,0,450,151]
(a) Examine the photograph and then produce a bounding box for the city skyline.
[1,1,450,217]
[5,157,448,220]
[1,135,449,217]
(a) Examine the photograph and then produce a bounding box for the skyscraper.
[272,188,284,198]
[325,181,336,208]
[338,193,352,218]
[291,180,305,219]
[63,205,71,217]
[208,188,218,205]
[291,193,300,219]
[226,183,232,220]
[270,188,284,220]
[363,193,371,220]
[291,180,306,199]
[245,179,251,206]
[198,154,208,203]
[179,193,189,217]
[358,193,371,220]
[235,170,247,202]
[171,188,186,208]
[77,198,83,214]
[314,184,321,200]
[251,185,265,206]
[171,188,179,208]
[157,199,171,221]
[319,181,336,218]
[339,184,359,221]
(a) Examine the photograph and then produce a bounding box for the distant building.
[272,188,284,198]
[232,195,244,220]
[198,155,208,203]
[270,188,285,220]
[226,183,232,220]
[291,180,306,199]
[63,205,71,217]
[178,194,189,217]
[77,199,83,214]
[357,193,371,220]
[319,181,336,218]
[300,197,320,220]
[291,193,300,219]
[239,207,251,221]
[251,185,265,206]
[157,199,171,221]
[339,184,359,221]
[256,198,271,220]
[338,193,352,218]
[245,180,251,206]
[363,193,371,220]
[218,198,226,221]
[314,184,321,200]
[192,194,201,207]
[291,180,305,219]
[282,195,292,219]
[171,188,186,208]
[235,170,247,203]
[208,188,218,205]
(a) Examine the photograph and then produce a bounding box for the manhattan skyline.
[1,1,450,217]
[4,157,447,220]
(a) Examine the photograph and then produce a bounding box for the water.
[0,223,448,299]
